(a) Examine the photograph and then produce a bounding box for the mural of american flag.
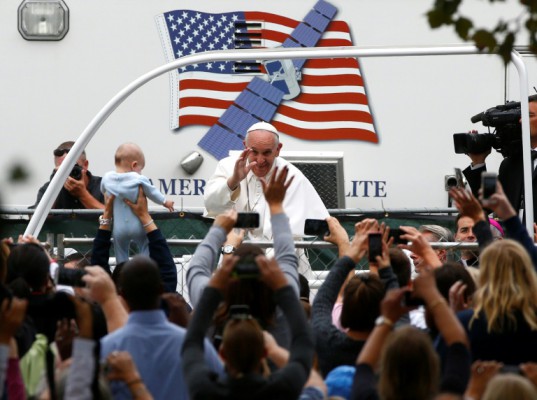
[155,8,377,143]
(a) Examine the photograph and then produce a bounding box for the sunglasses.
[53,148,70,157]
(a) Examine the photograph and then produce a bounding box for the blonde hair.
[472,239,537,333]
[482,373,537,400]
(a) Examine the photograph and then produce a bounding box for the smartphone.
[388,228,406,245]
[499,364,522,375]
[481,172,497,200]
[403,291,425,307]
[368,232,382,262]
[304,219,330,236]
[235,212,260,228]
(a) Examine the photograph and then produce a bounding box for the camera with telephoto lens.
[70,164,83,180]
[453,94,537,158]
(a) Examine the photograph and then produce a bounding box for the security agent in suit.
[463,98,537,222]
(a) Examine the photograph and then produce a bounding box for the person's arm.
[311,256,357,335]
[90,194,114,274]
[256,255,314,396]
[82,266,128,332]
[485,182,537,267]
[413,269,471,395]
[376,227,398,291]
[323,217,353,303]
[124,186,177,293]
[139,176,167,207]
[261,166,300,294]
[186,210,237,308]
[413,269,468,347]
[503,216,537,267]
[182,257,237,399]
[463,144,489,199]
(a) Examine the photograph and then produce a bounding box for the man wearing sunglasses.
[31,141,104,209]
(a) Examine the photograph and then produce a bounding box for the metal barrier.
[1,207,481,302]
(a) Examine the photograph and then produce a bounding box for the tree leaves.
[426,1,537,64]
[472,29,497,51]
[455,17,473,39]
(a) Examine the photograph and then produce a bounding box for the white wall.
[0,0,531,209]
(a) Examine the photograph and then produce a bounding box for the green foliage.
[8,163,29,183]
[427,0,537,64]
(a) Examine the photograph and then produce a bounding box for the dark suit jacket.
[463,153,537,222]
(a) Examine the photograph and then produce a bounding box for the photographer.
[32,141,104,209]
[461,97,537,222]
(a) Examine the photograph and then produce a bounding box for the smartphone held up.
[368,232,382,262]
[234,212,260,228]
[481,172,497,201]
[304,219,330,237]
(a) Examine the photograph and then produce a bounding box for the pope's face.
[244,130,282,177]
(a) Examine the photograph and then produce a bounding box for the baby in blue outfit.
[101,142,174,262]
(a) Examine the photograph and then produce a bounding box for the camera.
[232,254,259,279]
[70,164,83,180]
[453,95,537,157]
[55,267,87,287]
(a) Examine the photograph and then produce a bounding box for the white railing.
[24,45,533,238]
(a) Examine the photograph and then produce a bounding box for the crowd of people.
[4,119,537,399]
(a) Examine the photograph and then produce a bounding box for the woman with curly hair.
[457,239,537,364]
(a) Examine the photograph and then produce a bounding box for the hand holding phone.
[304,219,330,236]
[235,212,260,228]
[368,232,382,262]
[481,172,497,200]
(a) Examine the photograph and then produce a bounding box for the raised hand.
[260,166,294,207]
[228,148,255,190]
[449,187,486,223]
[214,209,238,234]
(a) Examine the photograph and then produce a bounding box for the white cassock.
[204,156,329,279]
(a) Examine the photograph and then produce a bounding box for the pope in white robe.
[203,121,329,279]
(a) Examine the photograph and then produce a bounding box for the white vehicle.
[1,0,536,225]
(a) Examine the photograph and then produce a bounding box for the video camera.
[453,95,537,157]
